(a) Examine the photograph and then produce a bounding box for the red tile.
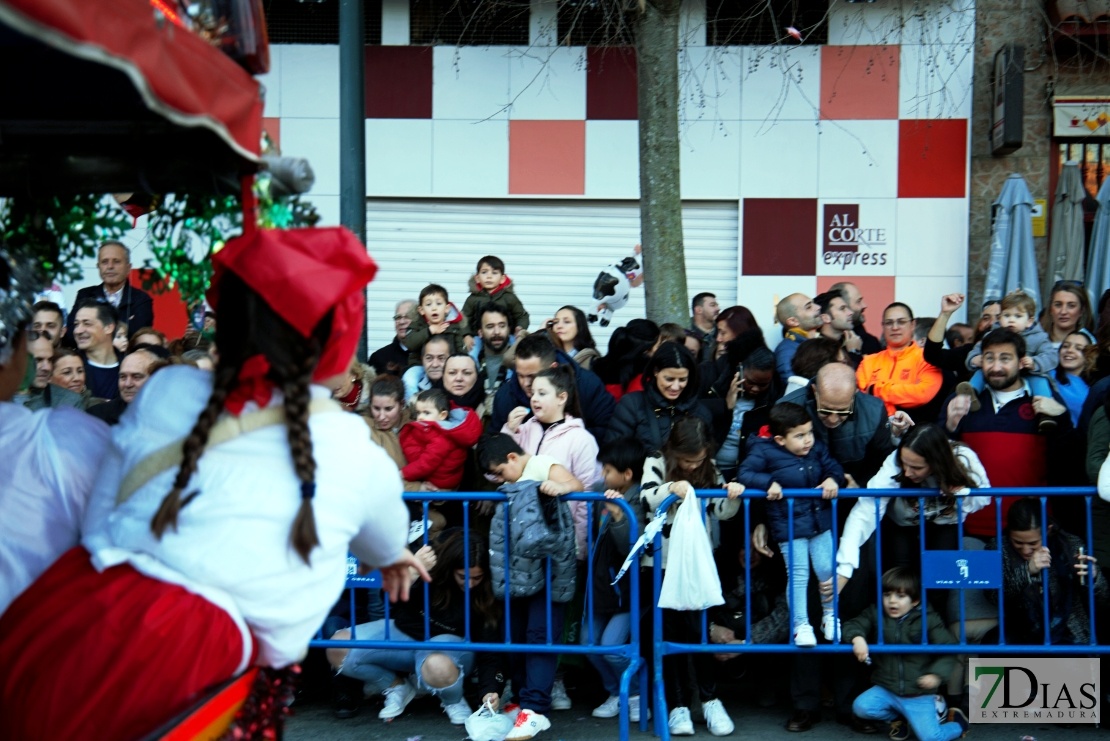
[509,120,585,195]
[820,46,900,120]
[816,275,895,339]
[742,199,817,276]
[587,47,637,120]
[365,47,432,118]
[898,119,968,198]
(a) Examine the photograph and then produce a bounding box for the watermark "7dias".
[969,658,1100,724]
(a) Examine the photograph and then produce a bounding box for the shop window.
[557,0,636,46]
[263,0,382,44]
[707,0,828,46]
[410,0,530,45]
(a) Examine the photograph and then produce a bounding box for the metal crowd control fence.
[650,486,1107,741]
[309,491,650,740]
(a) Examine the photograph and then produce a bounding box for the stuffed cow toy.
[587,245,645,326]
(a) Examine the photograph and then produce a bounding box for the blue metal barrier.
[650,486,1107,741]
[310,491,649,740]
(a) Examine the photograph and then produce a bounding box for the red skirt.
[0,547,248,741]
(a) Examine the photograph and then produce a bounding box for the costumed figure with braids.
[0,228,424,740]
[586,244,644,327]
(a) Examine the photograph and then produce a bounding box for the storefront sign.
[991,44,1025,155]
[822,204,889,270]
[1054,96,1110,137]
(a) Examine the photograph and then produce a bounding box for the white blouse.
[82,366,409,670]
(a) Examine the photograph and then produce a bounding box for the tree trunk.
[636,0,687,326]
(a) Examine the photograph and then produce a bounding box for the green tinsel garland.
[0,195,132,284]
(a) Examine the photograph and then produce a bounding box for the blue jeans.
[853,685,963,741]
[337,620,474,705]
[510,592,566,713]
[968,369,1052,398]
[581,612,637,696]
[779,530,834,628]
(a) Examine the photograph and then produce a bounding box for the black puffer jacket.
[604,383,712,450]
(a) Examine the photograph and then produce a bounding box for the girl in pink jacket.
[503,364,601,559]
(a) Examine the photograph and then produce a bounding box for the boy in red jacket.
[399,389,482,489]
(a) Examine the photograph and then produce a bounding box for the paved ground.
[285,689,1104,740]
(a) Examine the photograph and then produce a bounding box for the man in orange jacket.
[856,303,943,416]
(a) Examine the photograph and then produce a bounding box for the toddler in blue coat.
[738,402,844,647]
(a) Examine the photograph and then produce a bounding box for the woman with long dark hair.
[327,529,504,724]
[835,424,991,593]
[548,305,600,370]
[605,342,712,450]
[0,228,420,740]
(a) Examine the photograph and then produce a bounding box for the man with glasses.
[774,362,900,734]
[856,303,943,420]
[369,299,416,375]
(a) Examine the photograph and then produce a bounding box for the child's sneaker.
[668,706,695,736]
[702,698,735,736]
[442,698,472,725]
[888,719,909,741]
[955,382,981,412]
[592,695,620,718]
[629,694,650,722]
[794,623,818,647]
[821,614,841,642]
[550,678,572,710]
[947,707,969,737]
[505,708,551,740]
[378,679,416,720]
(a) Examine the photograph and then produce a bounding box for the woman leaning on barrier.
[988,497,1107,645]
[326,528,504,725]
[832,424,991,607]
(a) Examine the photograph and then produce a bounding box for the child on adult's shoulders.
[462,255,530,341]
[405,284,471,366]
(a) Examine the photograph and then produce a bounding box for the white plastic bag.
[657,491,725,610]
[464,700,516,741]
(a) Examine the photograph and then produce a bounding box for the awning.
[0,0,263,195]
[1053,96,1110,138]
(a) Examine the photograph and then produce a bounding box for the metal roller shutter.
[363,199,739,352]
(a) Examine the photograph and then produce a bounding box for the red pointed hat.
[208,227,377,381]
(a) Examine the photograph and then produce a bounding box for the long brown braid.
[280,346,322,564]
[149,272,328,565]
[150,362,241,538]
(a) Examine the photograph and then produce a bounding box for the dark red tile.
[743,199,817,275]
[365,46,432,118]
[586,47,637,120]
[898,119,968,197]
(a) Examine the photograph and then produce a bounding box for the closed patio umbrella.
[985,173,1039,309]
[1087,176,1110,313]
[1044,161,1086,302]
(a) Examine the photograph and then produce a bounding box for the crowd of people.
[3,241,1110,740]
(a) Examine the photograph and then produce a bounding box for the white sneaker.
[821,614,841,642]
[505,708,551,740]
[378,680,416,720]
[629,694,650,722]
[550,679,572,710]
[794,623,818,647]
[592,695,621,718]
[442,697,472,725]
[702,698,735,736]
[669,706,695,736]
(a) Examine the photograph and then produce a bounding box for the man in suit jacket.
[68,242,154,338]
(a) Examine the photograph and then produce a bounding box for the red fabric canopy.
[0,0,261,167]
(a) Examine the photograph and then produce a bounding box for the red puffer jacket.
[399,405,483,489]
